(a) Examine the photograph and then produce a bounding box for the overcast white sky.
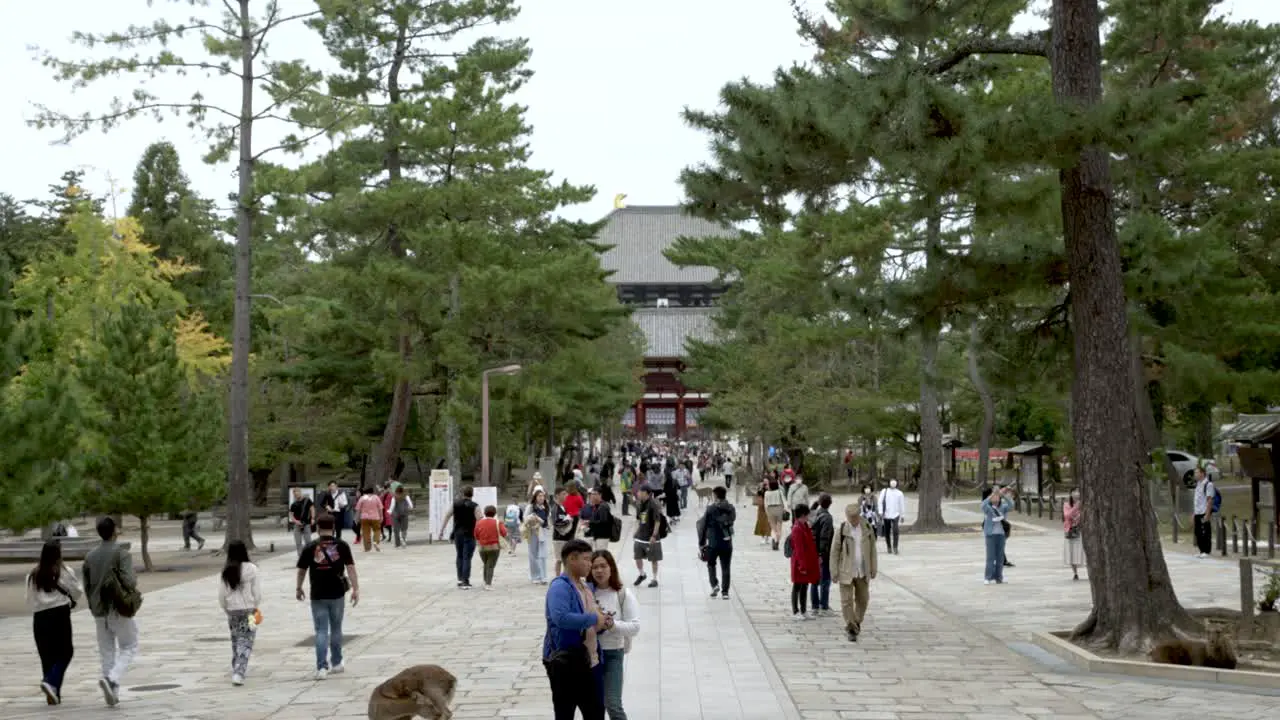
[3,0,1277,223]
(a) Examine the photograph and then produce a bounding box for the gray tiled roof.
[632,307,717,357]
[597,206,730,284]
[1220,414,1280,443]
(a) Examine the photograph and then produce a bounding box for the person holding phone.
[981,486,1015,585]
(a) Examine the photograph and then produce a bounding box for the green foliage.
[78,303,224,522]
[127,142,232,331]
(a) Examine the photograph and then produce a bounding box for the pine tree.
[293,0,635,486]
[0,260,84,533]
[79,304,224,570]
[127,142,233,332]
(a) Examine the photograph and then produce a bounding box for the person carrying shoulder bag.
[82,517,141,707]
[27,540,83,705]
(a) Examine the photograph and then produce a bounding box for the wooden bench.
[211,507,288,531]
[0,540,132,562]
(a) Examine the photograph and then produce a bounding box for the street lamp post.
[481,364,523,486]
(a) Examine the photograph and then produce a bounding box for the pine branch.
[925,31,1051,75]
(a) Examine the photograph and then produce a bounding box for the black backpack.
[609,512,623,543]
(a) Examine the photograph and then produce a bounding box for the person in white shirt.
[1193,467,1217,557]
[591,550,641,720]
[217,541,263,686]
[878,480,906,554]
[829,504,877,642]
[27,540,83,705]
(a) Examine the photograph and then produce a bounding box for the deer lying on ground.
[367,664,456,720]
[1148,623,1238,670]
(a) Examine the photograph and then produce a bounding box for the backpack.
[504,505,521,523]
[100,550,143,618]
[1212,484,1223,513]
[783,535,794,559]
[657,512,670,540]
[609,511,623,543]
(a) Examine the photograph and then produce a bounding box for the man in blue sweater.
[543,538,611,720]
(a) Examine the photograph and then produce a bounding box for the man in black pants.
[699,486,737,599]
[542,539,609,720]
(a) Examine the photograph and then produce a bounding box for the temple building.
[597,204,730,439]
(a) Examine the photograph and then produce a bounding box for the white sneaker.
[330,663,345,674]
[792,613,805,622]
[314,669,328,681]
[231,674,244,686]
[984,580,992,585]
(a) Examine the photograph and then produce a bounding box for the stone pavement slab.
[3,491,1277,720]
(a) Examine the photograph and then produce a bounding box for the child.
[503,502,523,555]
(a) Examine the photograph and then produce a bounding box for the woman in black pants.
[26,540,82,705]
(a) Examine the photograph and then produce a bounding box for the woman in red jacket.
[788,504,820,620]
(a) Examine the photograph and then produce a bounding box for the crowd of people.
[18,440,1092,715]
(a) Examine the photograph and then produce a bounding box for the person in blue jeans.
[809,493,835,613]
[296,513,359,680]
[543,539,610,720]
[982,486,1015,585]
[440,486,480,588]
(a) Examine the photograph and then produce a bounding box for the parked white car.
[1166,450,1220,488]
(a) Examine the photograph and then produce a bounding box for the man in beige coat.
[829,503,877,642]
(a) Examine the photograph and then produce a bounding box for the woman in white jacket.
[26,540,83,705]
[590,549,640,720]
[217,541,262,686]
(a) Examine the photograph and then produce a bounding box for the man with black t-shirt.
[633,486,664,587]
[296,513,358,681]
[439,486,480,588]
[289,487,315,556]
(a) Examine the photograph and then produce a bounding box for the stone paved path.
[1,493,1276,719]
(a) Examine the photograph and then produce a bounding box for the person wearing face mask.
[830,503,877,641]
[877,480,905,554]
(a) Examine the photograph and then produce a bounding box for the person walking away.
[763,479,786,551]
[591,550,640,720]
[721,456,734,490]
[27,540,82,705]
[526,488,551,584]
[788,475,811,523]
[830,503,877,641]
[809,493,835,615]
[1193,467,1217,558]
[543,539,611,720]
[1062,488,1085,580]
[440,485,480,588]
[355,488,384,552]
[585,487,617,551]
[218,540,262,686]
[662,466,682,524]
[674,465,691,510]
[289,488,316,555]
[504,501,524,555]
[551,487,578,577]
[619,465,634,516]
[83,517,140,707]
[878,480,905,554]
[787,504,819,620]
[753,481,771,544]
[474,506,508,589]
[982,486,1015,585]
[296,513,359,679]
[632,485,665,587]
[698,486,736,599]
[390,485,413,548]
[321,482,350,541]
[182,510,206,551]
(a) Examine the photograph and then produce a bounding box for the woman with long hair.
[26,540,81,705]
[217,540,262,685]
[753,479,771,544]
[1062,488,1085,581]
[763,478,786,551]
[525,487,551,584]
[590,549,640,720]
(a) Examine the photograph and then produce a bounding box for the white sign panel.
[472,486,498,516]
[428,469,453,542]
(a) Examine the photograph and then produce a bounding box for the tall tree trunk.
[444,272,463,486]
[1187,399,1214,457]
[967,323,995,488]
[1052,0,1191,652]
[914,205,946,531]
[224,0,256,551]
[138,514,153,572]
[369,22,412,489]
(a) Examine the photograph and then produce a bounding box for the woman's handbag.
[1065,525,1080,540]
